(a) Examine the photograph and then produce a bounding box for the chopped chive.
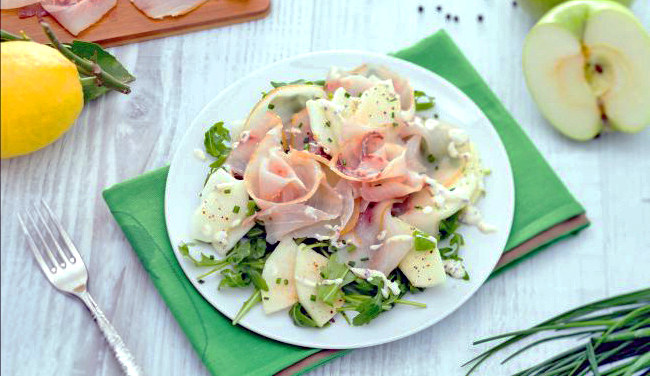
[224,189,231,194]
[346,244,357,252]
[348,261,356,267]
[427,154,436,163]
[284,279,289,285]
[233,205,241,214]
[268,103,275,110]
[415,205,423,210]
[325,121,331,127]
[310,295,317,302]
[276,278,281,284]
[360,257,369,261]
[344,92,351,98]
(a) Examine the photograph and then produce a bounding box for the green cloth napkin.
[102,29,588,376]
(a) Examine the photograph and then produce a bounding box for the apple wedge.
[260,238,299,314]
[523,0,650,140]
[294,245,343,327]
[190,169,254,255]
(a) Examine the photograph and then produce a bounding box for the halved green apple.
[523,0,650,140]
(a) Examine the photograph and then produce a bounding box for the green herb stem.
[40,21,131,94]
[232,289,262,325]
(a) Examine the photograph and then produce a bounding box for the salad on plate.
[179,64,495,328]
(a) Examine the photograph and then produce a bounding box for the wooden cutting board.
[0,0,271,47]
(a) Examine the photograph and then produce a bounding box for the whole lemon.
[1,41,83,159]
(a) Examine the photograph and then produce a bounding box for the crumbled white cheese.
[377,230,387,241]
[320,278,343,286]
[193,148,207,161]
[422,206,433,214]
[369,243,383,251]
[443,259,467,279]
[230,219,242,229]
[424,118,440,131]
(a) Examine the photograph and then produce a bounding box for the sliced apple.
[523,0,650,140]
[261,238,299,314]
[294,245,343,327]
[399,247,446,288]
[245,84,326,133]
[191,169,254,255]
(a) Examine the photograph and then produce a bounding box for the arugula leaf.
[69,41,135,102]
[414,90,435,112]
[350,293,384,326]
[413,229,436,251]
[316,256,354,306]
[177,243,222,267]
[438,212,462,241]
[289,303,321,328]
[232,289,262,325]
[204,121,232,162]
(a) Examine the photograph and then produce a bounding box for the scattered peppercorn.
[436,5,442,12]
[478,14,484,22]
[454,15,459,22]
[418,5,424,13]
[198,279,205,284]
[512,1,518,7]
[445,13,451,21]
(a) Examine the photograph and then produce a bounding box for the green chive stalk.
[464,288,650,375]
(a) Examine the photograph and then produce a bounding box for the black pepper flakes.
[512,1,518,7]
[478,14,484,22]
[436,5,442,12]
[454,15,459,22]
[418,5,424,13]
[445,13,451,21]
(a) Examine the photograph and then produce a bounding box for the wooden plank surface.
[1,1,649,375]
[0,0,270,47]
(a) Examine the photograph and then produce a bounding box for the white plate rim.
[165,50,515,349]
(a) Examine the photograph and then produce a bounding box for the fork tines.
[17,200,80,275]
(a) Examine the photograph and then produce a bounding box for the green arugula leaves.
[414,89,436,112]
[204,121,232,166]
[178,225,271,324]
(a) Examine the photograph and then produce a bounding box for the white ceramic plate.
[166,51,514,349]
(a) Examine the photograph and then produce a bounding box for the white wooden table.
[2,1,649,375]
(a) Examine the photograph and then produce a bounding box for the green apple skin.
[521,0,632,18]
[523,0,650,140]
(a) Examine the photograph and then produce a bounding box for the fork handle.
[77,291,143,376]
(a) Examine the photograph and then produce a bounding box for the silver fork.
[18,200,143,376]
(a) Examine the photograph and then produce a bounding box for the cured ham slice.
[258,176,357,244]
[1,0,38,9]
[227,111,282,177]
[330,131,425,202]
[41,0,116,36]
[244,125,323,210]
[130,0,207,19]
[336,200,414,275]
